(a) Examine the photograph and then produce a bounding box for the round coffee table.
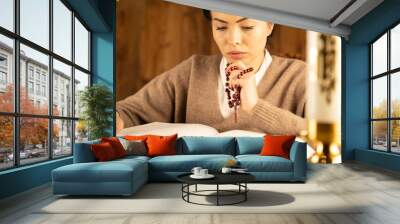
[177,172,255,206]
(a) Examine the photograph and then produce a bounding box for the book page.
[118,122,219,137]
[217,129,265,137]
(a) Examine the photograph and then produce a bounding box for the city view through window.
[371,23,400,153]
[0,0,91,170]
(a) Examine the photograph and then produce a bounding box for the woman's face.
[211,12,274,66]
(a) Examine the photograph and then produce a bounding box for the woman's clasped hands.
[225,61,259,114]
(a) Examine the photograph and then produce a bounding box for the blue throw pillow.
[236,137,264,155]
[177,137,236,155]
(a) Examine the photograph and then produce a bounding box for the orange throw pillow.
[91,142,117,161]
[101,137,127,158]
[146,134,178,157]
[259,135,296,159]
[124,135,150,141]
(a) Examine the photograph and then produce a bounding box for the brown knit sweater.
[116,54,307,135]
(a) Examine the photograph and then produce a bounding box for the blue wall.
[343,0,400,171]
[342,43,370,160]
[91,0,116,136]
[0,158,72,199]
[0,0,115,200]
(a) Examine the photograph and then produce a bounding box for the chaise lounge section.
[52,140,149,196]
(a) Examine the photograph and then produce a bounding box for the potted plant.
[79,84,113,140]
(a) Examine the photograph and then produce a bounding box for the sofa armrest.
[73,140,100,163]
[289,141,307,181]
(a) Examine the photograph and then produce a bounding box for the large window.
[0,0,91,171]
[371,23,400,154]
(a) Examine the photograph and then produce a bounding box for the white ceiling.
[163,0,384,38]
[227,0,353,22]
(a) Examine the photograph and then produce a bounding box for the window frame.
[370,20,400,154]
[0,0,92,171]
[0,53,8,89]
[0,71,7,85]
[0,53,7,68]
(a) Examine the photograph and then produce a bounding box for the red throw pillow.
[146,134,178,157]
[101,137,127,158]
[91,142,117,161]
[259,135,296,159]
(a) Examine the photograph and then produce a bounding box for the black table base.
[181,183,249,206]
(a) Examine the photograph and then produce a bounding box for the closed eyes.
[216,26,254,31]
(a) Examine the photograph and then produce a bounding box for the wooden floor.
[1,162,400,224]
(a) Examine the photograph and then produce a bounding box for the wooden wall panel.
[116,0,306,101]
[267,25,307,60]
[116,0,147,101]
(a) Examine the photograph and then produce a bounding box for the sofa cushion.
[177,137,236,155]
[115,155,150,163]
[260,135,296,159]
[90,142,118,161]
[119,138,147,156]
[124,135,149,141]
[101,137,127,158]
[235,137,264,155]
[148,154,235,172]
[147,134,178,157]
[236,155,293,172]
[73,140,100,163]
[52,158,148,183]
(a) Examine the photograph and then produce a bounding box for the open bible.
[118,122,265,137]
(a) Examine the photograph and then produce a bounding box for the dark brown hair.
[202,9,211,20]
